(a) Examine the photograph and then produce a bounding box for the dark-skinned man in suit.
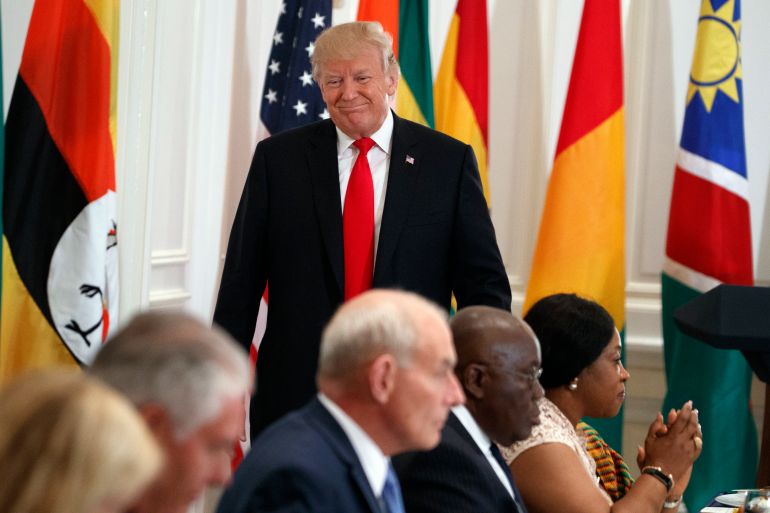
[394,306,543,513]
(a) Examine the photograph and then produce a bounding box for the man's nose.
[447,374,465,406]
[340,79,358,100]
[533,380,545,401]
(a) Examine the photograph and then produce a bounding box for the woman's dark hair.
[523,293,616,389]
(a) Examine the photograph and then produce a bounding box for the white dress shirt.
[335,110,393,261]
[451,404,515,499]
[318,393,389,498]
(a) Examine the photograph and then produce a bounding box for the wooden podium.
[674,285,770,486]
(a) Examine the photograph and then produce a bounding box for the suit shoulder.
[396,117,470,151]
[257,119,334,151]
[394,423,472,476]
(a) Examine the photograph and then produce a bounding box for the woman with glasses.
[501,293,702,513]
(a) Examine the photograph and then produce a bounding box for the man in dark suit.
[216,289,465,513]
[393,306,543,513]
[214,21,510,437]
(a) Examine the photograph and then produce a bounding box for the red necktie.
[343,138,376,300]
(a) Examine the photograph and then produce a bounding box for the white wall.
[3,0,769,357]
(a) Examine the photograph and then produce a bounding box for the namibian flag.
[662,0,756,508]
[0,0,119,383]
[524,0,626,448]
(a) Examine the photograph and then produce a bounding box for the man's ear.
[462,363,486,401]
[138,403,175,444]
[386,70,398,96]
[368,353,398,404]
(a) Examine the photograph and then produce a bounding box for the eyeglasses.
[516,367,543,387]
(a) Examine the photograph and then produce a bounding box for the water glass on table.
[743,489,770,513]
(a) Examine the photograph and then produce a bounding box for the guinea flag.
[1,0,119,383]
[523,0,626,449]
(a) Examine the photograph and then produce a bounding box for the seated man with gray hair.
[217,289,465,513]
[89,311,252,513]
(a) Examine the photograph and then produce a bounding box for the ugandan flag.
[1,0,119,384]
[523,0,626,448]
[433,0,490,202]
[662,0,756,508]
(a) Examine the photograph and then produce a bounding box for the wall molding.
[150,249,190,266]
[148,288,193,308]
[116,0,158,322]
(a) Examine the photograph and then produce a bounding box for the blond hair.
[0,369,162,513]
[312,21,400,82]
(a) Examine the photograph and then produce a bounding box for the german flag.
[1,0,119,384]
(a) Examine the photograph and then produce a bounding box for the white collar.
[335,109,394,157]
[318,393,389,496]
[452,404,493,452]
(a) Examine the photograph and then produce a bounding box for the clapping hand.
[636,401,702,484]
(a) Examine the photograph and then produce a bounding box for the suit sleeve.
[236,467,340,513]
[451,145,512,311]
[213,142,270,351]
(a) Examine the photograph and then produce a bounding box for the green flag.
[395,0,433,127]
[662,0,757,510]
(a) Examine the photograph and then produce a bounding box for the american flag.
[232,0,332,469]
[260,0,331,134]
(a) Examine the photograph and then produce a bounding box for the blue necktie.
[381,464,405,513]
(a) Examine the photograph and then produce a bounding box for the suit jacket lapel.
[307,120,344,295]
[447,412,521,510]
[374,112,419,284]
[309,399,382,513]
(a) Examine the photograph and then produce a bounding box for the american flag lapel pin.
[405,155,415,165]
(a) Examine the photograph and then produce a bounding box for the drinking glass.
[743,489,770,513]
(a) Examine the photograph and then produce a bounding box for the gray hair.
[89,311,251,439]
[318,290,446,380]
[311,21,400,82]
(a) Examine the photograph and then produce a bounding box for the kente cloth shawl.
[577,421,634,501]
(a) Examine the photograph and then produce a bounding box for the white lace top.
[500,397,612,505]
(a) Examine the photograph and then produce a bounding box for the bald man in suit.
[394,306,542,513]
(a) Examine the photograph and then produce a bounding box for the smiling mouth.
[337,104,367,111]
